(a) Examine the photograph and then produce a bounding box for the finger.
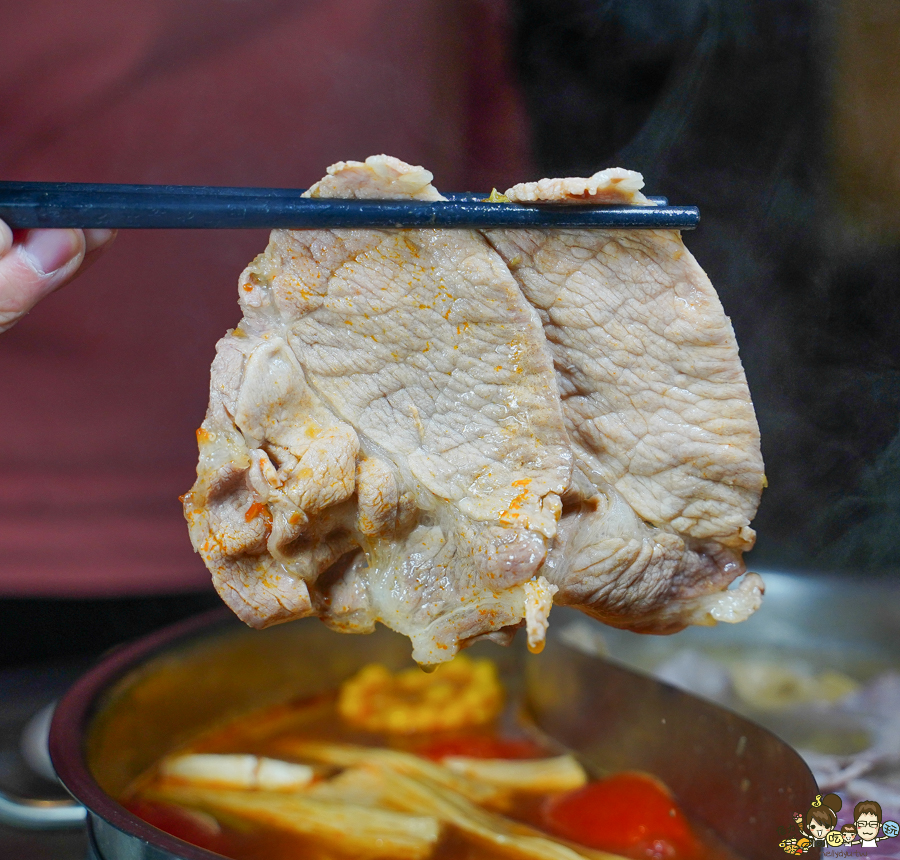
[84,228,116,255]
[77,228,117,278]
[0,219,12,257]
[0,228,85,334]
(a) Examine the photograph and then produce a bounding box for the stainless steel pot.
[2,606,819,859]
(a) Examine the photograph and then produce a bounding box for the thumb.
[0,226,86,333]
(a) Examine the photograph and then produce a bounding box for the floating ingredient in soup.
[440,755,586,794]
[542,771,699,858]
[146,782,441,860]
[337,655,504,733]
[276,740,510,809]
[159,753,314,791]
[125,656,734,860]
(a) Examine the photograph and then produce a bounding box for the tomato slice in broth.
[541,771,699,859]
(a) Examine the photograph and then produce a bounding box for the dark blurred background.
[511,0,900,576]
[1,0,898,667]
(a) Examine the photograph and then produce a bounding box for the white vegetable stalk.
[442,754,587,793]
[160,754,314,791]
[278,740,509,808]
[148,783,441,860]
[373,767,627,860]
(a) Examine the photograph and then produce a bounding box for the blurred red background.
[0,0,531,596]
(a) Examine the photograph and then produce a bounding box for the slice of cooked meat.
[482,169,765,632]
[185,156,765,660]
[183,156,572,664]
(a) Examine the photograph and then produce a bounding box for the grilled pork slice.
[482,170,765,632]
[183,156,572,665]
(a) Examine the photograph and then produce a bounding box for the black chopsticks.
[0,182,699,230]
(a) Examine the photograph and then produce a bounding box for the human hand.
[0,222,116,333]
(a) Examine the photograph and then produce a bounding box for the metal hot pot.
[4,606,818,859]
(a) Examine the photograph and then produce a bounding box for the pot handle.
[0,790,87,829]
[0,702,86,830]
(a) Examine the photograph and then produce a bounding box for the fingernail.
[0,220,12,255]
[84,228,115,253]
[21,229,81,275]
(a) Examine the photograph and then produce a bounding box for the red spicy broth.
[122,656,741,860]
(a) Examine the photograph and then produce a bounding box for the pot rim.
[49,606,236,860]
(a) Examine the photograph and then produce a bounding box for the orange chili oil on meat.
[122,673,739,860]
